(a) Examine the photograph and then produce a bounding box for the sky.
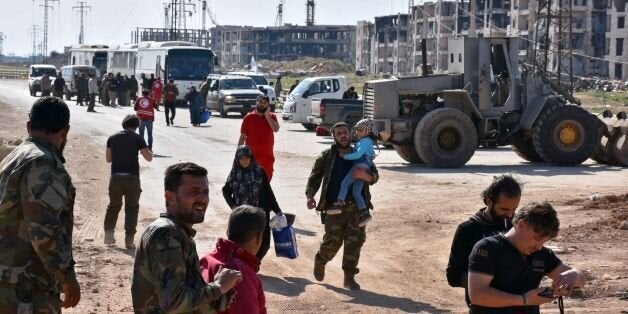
[0,0,409,57]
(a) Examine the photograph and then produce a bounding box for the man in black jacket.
[446,175,522,306]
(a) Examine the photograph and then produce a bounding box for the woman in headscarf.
[222,145,282,261]
[185,86,202,126]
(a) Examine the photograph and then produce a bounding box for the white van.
[28,64,58,96]
[60,65,99,100]
[281,76,347,130]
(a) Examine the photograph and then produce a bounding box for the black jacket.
[221,174,281,215]
[446,208,512,304]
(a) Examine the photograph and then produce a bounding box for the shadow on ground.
[378,162,624,176]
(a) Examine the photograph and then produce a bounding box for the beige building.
[605,0,627,79]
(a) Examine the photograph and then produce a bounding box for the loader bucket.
[593,110,628,167]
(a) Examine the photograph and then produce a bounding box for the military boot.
[313,259,325,281]
[125,234,135,250]
[104,231,115,245]
[343,273,361,290]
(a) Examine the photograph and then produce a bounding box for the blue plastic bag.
[199,109,211,123]
[271,215,298,259]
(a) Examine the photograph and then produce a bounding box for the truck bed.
[308,98,364,129]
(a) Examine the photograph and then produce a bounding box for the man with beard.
[238,95,280,181]
[305,122,378,290]
[446,175,522,307]
[53,72,65,98]
[132,162,243,313]
[0,97,81,311]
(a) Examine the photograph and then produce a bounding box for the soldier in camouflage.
[0,97,81,312]
[305,122,379,291]
[132,162,243,313]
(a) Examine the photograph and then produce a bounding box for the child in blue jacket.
[330,118,377,227]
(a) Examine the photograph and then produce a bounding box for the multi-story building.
[356,21,375,73]
[360,0,624,78]
[605,0,627,79]
[210,24,356,68]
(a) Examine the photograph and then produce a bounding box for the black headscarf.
[225,145,265,207]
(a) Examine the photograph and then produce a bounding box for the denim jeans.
[139,119,153,150]
[337,158,372,210]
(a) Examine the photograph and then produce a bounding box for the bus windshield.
[93,52,108,74]
[167,49,213,81]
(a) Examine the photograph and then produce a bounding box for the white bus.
[69,44,109,75]
[107,44,138,77]
[136,41,215,101]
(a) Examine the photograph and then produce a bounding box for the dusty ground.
[0,78,626,313]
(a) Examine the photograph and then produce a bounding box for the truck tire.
[511,130,543,162]
[393,145,423,164]
[302,123,316,131]
[532,103,599,166]
[415,108,478,168]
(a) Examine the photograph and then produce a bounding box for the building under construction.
[357,0,627,80]
[210,24,356,68]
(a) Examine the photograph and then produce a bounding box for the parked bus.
[107,44,138,77]
[136,41,215,101]
[69,44,109,74]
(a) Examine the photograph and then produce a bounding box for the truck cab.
[281,76,347,130]
[205,75,264,118]
[28,64,58,96]
[227,71,276,111]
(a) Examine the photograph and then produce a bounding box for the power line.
[28,25,42,63]
[34,0,60,63]
[73,1,92,44]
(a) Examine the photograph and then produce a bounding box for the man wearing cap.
[238,95,279,181]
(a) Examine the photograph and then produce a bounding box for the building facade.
[210,24,356,68]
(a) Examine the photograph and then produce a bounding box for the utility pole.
[0,32,6,63]
[275,0,284,27]
[35,0,60,63]
[73,1,91,44]
[28,25,42,63]
[201,0,207,29]
[306,0,315,26]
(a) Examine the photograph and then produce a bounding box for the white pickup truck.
[281,76,347,130]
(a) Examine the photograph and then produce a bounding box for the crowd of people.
[0,94,587,313]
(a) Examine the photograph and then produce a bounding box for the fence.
[0,68,28,79]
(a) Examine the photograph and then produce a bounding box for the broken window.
[617,38,624,56]
[619,16,625,28]
[615,63,623,78]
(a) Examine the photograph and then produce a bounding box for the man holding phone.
[238,95,280,181]
[467,202,586,313]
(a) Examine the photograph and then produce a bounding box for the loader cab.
[448,37,521,113]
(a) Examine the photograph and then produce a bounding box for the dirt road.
[0,78,626,313]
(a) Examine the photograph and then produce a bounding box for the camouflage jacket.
[305,144,379,214]
[0,137,76,291]
[132,213,222,314]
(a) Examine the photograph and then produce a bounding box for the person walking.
[100,73,110,105]
[0,97,81,311]
[107,74,118,107]
[222,145,283,261]
[132,162,243,313]
[199,77,210,107]
[305,122,378,290]
[152,77,163,110]
[88,73,98,112]
[116,73,129,107]
[53,72,65,98]
[200,205,268,314]
[238,95,279,181]
[76,72,89,106]
[104,115,153,249]
[40,73,52,96]
[134,91,156,151]
[446,175,522,307]
[274,75,282,100]
[163,79,179,126]
[185,86,202,126]
[468,202,586,313]
[140,73,149,93]
[129,74,139,102]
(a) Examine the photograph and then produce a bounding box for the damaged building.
[210,24,355,68]
[357,0,627,79]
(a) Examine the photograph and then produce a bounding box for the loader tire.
[511,130,543,162]
[415,108,477,168]
[393,144,423,164]
[532,103,599,166]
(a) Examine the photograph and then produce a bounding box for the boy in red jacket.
[151,77,163,109]
[134,90,156,151]
[200,205,267,314]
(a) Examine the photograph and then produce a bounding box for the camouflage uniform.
[132,213,222,313]
[0,137,76,313]
[305,145,378,275]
